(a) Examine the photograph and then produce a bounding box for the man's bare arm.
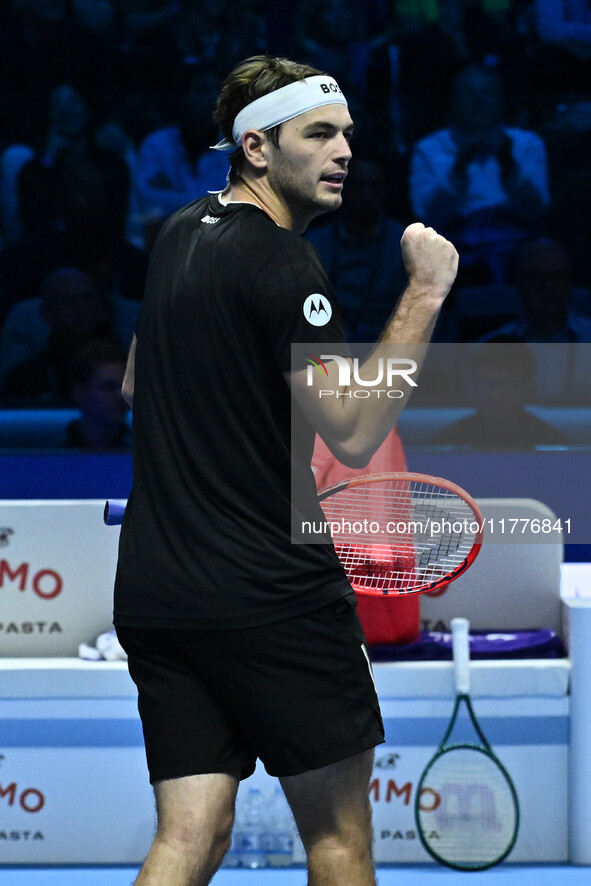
[287,223,458,466]
[122,334,136,407]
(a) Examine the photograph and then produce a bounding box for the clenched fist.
[400,223,459,302]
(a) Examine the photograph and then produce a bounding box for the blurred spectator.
[395,0,465,147]
[1,83,91,245]
[451,0,518,65]
[0,150,148,317]
[477,239,591,403]
[0,267,125,405]
[53,152,143,293]
[116,0,185,92]
[40,82,93,168]
[394,0,530,147]
[174,0,267,80]
[293,0,373,98]
[432,342,568,447]
[443,281,524,341]
[93,92,165,248]
[409,64,550,285]
[531,0,591,118]
[306,157,406,342]
[482,239,591,342]
[535,0,591,59]
[542,100,591,290]
[58,340,132,450]
[0,159,60,330]
[133,81,229,243]
[0,267,138,385]
[87,0,182,93]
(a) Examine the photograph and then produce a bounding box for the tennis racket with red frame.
[316,472,483,597]
[105,471,482,598]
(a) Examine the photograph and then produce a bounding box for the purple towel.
[369,628,566,661]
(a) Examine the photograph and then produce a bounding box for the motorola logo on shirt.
[303,294,332,327]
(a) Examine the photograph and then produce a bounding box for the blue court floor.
[1,866,589,885]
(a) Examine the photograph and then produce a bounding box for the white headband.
[211,75,348,152]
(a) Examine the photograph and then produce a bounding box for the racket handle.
[104,499,127,526]
[451,617,470,694]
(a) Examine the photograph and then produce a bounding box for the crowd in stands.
[0,0,590,447]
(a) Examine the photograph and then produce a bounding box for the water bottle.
[266,784,294,867]
[238,787,267,868]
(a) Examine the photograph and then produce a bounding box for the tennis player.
[114,55,458,886]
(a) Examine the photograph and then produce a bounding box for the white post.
[565,596,591,864]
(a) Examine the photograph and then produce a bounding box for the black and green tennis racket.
[415,617,519,870]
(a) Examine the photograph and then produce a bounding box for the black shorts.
[116,594,384,782]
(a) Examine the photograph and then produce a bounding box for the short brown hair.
[214,55,325,184]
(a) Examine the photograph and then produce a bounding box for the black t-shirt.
[114,195,351,629]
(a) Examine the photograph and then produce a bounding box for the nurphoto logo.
[305,354,418,399]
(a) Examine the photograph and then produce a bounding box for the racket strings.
[416,748,518,867]
[320,479,479,594]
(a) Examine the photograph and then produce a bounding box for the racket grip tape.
[451,617,471,694]
[104,499,127,526]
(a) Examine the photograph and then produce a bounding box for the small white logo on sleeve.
[303,294,332,327]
